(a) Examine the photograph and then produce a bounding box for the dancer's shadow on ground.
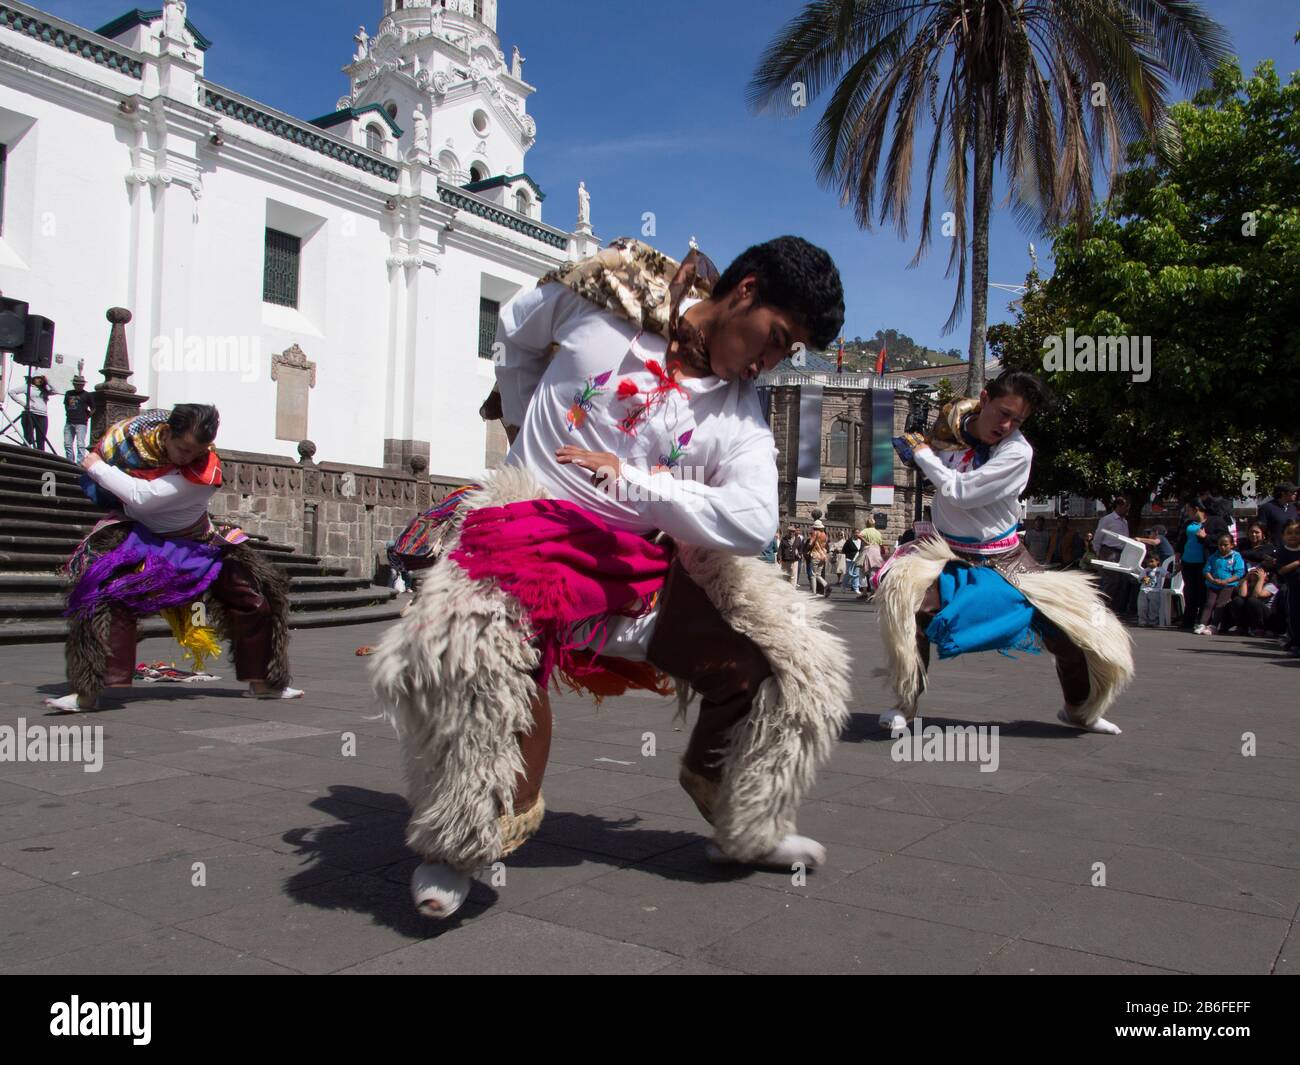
[278,787,728,939]
[32,681,249,714]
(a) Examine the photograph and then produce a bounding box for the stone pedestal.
[90,307,148,447]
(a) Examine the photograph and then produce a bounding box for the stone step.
[0,535,79,552]
[0,465,82,486]
[0,474,84,494]
[0,550,349,577]
[0,443,81,473]
[0,600,404,644]
[0,517,95,535]
[0,585,396,619]
[0,572,377,594]
[0,488,105,515]
[0,502,107,525]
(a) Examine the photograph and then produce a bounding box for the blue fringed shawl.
[923,562,1043,659]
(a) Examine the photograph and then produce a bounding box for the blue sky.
[40,0,1300,353]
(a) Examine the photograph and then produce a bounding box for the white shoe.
[43,693,96,713]
[411,862,472,919]
[878,709,910,732]
[706,833,826,869]
[1057,707,1122,735]
[243,685,305,700]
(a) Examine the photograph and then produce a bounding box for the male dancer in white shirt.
[46,405,302,711]
[372,237,853,918]
[876,371,1132,736]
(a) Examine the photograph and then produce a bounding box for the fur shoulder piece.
[536,237,718,344]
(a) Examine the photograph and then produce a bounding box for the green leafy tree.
[748,0,1229,397]
[990,60,1300,530]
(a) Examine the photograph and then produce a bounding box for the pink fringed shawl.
[448,498,672,690]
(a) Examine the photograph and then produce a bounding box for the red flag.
[874,343,887,375]
[837,338,844,374]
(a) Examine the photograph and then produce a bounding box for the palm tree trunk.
[966,85,994,398]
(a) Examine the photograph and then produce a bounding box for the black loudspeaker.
[13,315,54,368]
[0,297,29,351]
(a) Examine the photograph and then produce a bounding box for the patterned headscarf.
[95,409,222,487]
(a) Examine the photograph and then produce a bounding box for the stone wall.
[207,444,466,580]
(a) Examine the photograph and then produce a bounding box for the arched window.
[366,125,384,153]
[828,421,848,467]
[469,163,487,182]
[384,100,398,122]
[514,189,529,214]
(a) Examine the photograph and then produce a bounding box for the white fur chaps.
[369,466,852,871]
[876,537,1134,725]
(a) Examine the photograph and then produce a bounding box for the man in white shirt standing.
[372,237,854,919]
[1094,497,1136,616]
[875,371,1133,738]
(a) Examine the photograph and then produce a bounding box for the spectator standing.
[806,520,829,595]
[1095,497,1135,616]
[1024,516,1051,564]
[1258,483,1298,548]
[63,375,93,463]
[1178,501,1210,631]
[1047,517,1081,568]
[777,525,801,584]
[8,374,55,451]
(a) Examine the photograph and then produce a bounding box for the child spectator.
[1196,534,1245,635]
[1137,554,1163,627]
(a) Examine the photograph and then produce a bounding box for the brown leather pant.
[101,558,275,688]
[506,558,772,817]
[912,545,1092,716]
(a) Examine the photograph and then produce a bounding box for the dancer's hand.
[901,431,930,454]
[556,446,620,487]
[81,451,102,471]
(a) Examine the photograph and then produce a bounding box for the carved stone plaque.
[271,344,316,442]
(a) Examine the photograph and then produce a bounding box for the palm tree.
[748,1,1230,396]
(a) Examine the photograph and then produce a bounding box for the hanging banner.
[870,388,895,505]
[796,384,823,503]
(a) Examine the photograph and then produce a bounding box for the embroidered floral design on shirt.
[615,359,688,437]
[652,429,693,473]
[566,370,613,431]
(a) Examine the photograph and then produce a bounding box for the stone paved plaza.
[1,596,1297,975]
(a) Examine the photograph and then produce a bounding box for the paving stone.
[1017,885,1290,973]
[515,863,792,957]
[336,912,675,975]
[0,885,160,967]
[699,896,1009,974]
[812,853,1078,936]
[1,927,297,975]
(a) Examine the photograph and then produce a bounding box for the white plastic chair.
[1089,534,1147,581]
[1161,568,1184,627]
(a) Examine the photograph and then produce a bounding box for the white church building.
[0,0,598,478]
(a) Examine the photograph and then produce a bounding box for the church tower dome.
[382,1,498,34]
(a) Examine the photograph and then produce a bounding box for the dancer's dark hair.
[714,236,844,350]
[985,369,1046,411]
[169,403,220,445]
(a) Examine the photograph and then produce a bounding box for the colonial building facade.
[0,0,597,478]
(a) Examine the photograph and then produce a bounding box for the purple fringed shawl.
[65,526,224,618]
[448,498,672,690]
